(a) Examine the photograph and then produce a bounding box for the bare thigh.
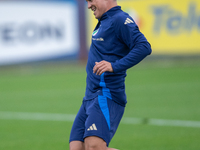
[70,141,84,150]
[84,136,107,150]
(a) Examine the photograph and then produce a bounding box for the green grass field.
[0,59,200,150]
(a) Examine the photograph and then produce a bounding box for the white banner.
[0,1,79,65]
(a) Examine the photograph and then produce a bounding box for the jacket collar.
[98,6,121,21]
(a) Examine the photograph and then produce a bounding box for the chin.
[95,15,101,19]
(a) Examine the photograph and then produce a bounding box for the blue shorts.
[69,95,125,146]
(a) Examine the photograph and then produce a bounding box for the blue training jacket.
[83,6,152,106]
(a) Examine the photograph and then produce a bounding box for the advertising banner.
[0,0,79,65]
[87,0,200,55]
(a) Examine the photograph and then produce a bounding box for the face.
[86,0,108,19]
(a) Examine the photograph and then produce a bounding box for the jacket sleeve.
[111,16,152,73]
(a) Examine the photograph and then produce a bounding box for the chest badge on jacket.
[92,28,99,36]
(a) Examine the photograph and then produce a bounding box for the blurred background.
[0,0,200,150]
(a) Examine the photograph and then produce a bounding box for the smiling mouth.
[91,6,96,12]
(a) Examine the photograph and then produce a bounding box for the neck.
[105,1,118,12]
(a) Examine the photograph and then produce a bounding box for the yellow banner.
[87,0,200,55]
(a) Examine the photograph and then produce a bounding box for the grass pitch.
[0,59,200,150]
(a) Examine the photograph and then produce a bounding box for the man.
[69,0,152,150]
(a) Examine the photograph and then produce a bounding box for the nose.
[87,1,92,9]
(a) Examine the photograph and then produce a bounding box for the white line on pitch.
[0,111,200,128]
[121,117,200,128]
[0,111,76,122]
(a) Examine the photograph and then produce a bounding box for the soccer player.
[69,0,152,150]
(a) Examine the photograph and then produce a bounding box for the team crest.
[92,29,99,36]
